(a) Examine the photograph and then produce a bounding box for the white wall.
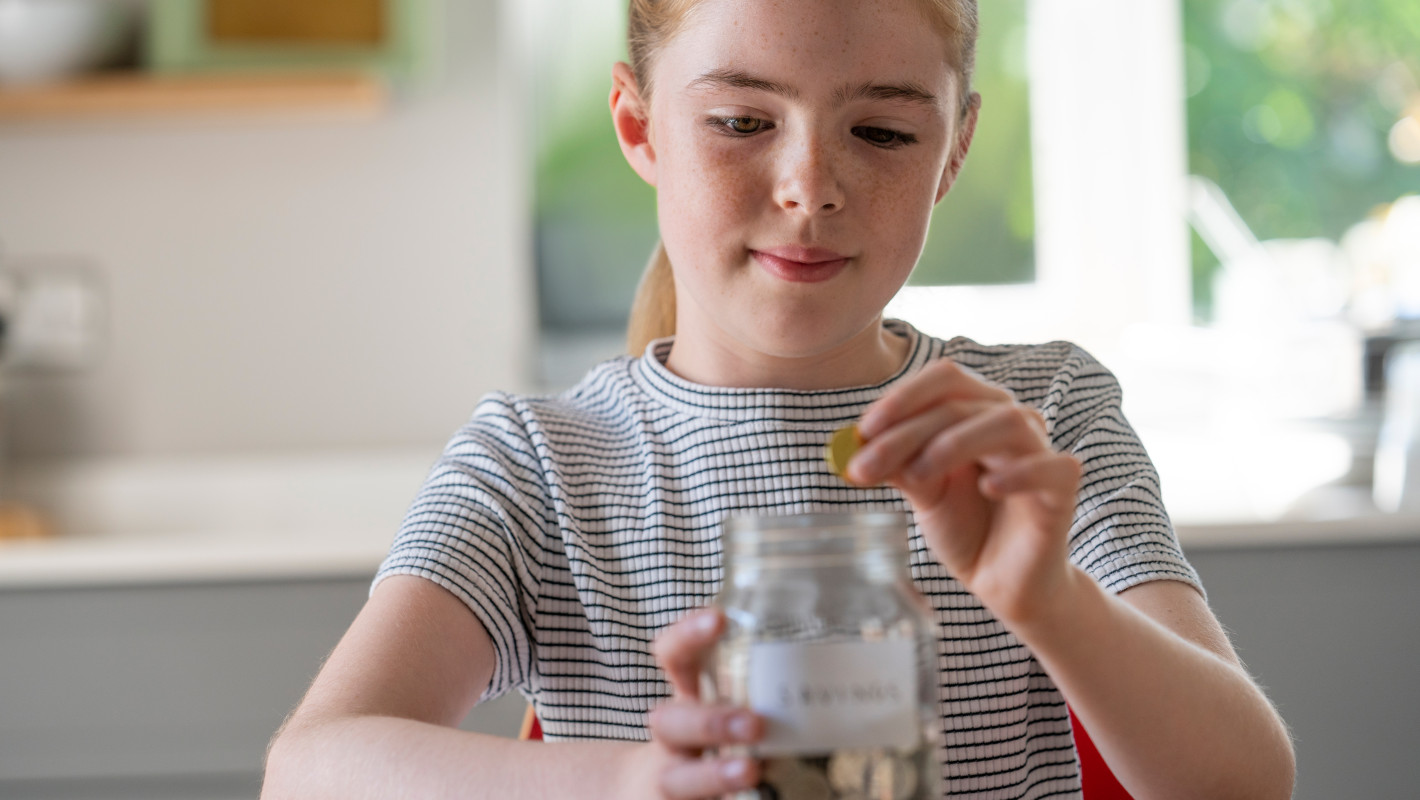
[0,0,534,460]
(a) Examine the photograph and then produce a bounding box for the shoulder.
[914,334,1129,452]
[457,355,649,450]
[925,335,1116,402]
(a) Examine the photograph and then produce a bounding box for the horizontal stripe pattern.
[375,320,1200,799]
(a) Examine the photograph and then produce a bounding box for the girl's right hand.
[625,608,763,799]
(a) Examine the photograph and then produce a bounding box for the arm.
[848,359,1295,800]
[262,575,632,799]
[262,576,762,799]
[1019,572,1295,800]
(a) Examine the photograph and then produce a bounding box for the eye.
[710,116,770,135]
[852,125,917,149]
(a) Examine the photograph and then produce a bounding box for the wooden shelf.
[0,71,386,122]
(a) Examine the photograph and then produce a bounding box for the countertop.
[0,450,426,588]
[1,447,1417,589]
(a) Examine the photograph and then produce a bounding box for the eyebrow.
[687,68,801,99]
[835,81,937,108]
[687,68,937,108]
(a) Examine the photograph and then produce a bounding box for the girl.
[262,0,1295,797]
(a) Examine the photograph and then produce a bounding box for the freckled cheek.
[857,169,937,260]
[659,142,766,251]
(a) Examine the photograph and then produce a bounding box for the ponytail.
[626,240,677,355]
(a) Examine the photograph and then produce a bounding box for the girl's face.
[615,0,975,374]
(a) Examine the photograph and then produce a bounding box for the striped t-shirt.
[373,320,1200,799]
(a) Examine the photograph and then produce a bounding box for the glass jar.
[708,512,941,800]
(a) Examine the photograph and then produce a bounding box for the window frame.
[891,0,1191,356]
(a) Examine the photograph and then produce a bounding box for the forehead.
[659,0,958,103]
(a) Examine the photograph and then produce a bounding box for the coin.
[824,425,863,480]
[866,750,918,800]
[826,749,921,800]
[827,749,870,794]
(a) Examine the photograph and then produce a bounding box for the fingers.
[648,610,765,797]
[847,399,992,485]
[902,402,1048,486]
[651,608,723,700]
[659,754,761,799]
[648,701,763,752]
[858,359,1011,440]
[979,451,1082,507]
[852,401,1049,490]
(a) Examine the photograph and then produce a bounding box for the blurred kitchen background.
[0,0,1416,797]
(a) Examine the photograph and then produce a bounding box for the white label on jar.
[747,639,918,755]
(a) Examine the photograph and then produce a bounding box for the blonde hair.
[623,0,980,355]
[626,241,676,355]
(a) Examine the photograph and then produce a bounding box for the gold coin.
[866,750,918,800]
[827,749,870,794]
[824,425,863,480]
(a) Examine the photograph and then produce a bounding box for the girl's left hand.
[846,359,1082,626]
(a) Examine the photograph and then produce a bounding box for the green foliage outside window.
[1184,0,1420,318]
[912,0,1034,287]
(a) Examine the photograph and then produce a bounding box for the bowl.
[0,0,142,86]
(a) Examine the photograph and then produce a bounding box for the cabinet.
[2,540,1414,798]
[1188,540,1420,800]
[0,576,524,798]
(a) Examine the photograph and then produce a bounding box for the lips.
[751,246,851,284]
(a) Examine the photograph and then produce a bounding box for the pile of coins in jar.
[753,747,931,800]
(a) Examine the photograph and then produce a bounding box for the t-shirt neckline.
[628,319,930,423]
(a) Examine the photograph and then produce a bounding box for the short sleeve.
[1044,346,1203,595]
[372,393,551,700]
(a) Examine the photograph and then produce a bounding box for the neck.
[663,318,910,390]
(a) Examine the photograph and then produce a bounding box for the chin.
[735,311,881,360]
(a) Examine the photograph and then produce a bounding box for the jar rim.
[724,511,908,534]
[722,512,911,562]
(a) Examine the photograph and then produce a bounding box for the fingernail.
[858,409,880,437]
[695,610,719,634]
[720,758,751,783]
[848,451,877,484]
[727,712,757,742]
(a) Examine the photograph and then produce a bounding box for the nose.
[772,132,846,216]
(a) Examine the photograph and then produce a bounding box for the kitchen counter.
[0,450,431,588]
[1176,503,1420,548]
[0,450,527,792]
[1,447,1417,588]
[4,451,1410,800]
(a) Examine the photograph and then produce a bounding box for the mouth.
[751,246,851,284]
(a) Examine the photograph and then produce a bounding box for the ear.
[935,91,981,203]
[610,61,658,187]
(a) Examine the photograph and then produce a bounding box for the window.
[526,0,653,336]
[893,0,1193,350]
[911,0,1034,288]
[1183,0,1420,323]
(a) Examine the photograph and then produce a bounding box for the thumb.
[651,608,723,700]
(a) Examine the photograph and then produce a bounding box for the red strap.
[1070,706,1135,800]
[519,705,544,740]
